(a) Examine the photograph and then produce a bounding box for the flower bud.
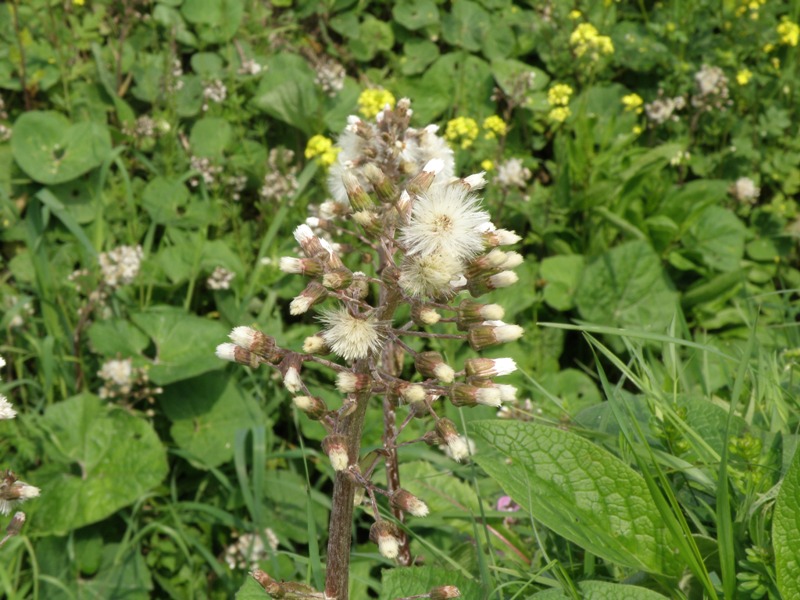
[294,224,328,257]
[250,569,282,595]
[456,299,505,330]
[369,520,402,559]
[462,171,487,190]
[415,352,454,383]
[467,322,523,350]
[405,160,440,195]
[5,511,25,538]
[363,163,397,204]
[229,327,278,358]
[216,343,260,368]
[347,272,370,300]
[390,489,429,517]
[322,267,353,290]
[292,395,327,420]
[430,585,461,599]
[302,335,329,355]
[450,383,502,408]
[464,358,517,379]
[336,372,372,394]
[484,228,521,247]
[289,281,328,315]
[279,256,322,276]
[322,434,349,471]
[398,382,427,404]
[411,304,441,326]
[283,366,304,394]
[500,251,524,270]
[342,170,374,211]
[435,418,471,462]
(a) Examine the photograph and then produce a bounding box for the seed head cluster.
[216,98,523,577]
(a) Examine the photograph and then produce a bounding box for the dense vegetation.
[3,0,800,598]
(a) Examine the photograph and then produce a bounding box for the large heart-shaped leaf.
[470,420,683,577]
[28,394,168,536]
[774,445,800,598]
[11,111,112,184]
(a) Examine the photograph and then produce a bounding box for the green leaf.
[775,444,800,597]
[349,15,394,61]
[87,318,150,357]
[190,51,224,77]
[470,420,683,576]
[159,373,267,468]
[541,254,584,310]
[378,565,483,600]
[130,306,229,385]
[399,39,440,76]
[531,580,670,599]
[491,58,549,97]
[401,461,481,516]
[683,206,747,273]
[141,177,190,225]
[441,0,490,52]
[252,54,320,134]
[181,0,244,43]
[575,240,678,331]
[392,0,439,30]
[11,111,112,184]
[28,394,168,536]
[190,117,232,158]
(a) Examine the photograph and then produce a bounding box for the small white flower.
[216,343,239,362]
[0,395,16,420]
[399,252,463,298]
[283,367,303,393]
[320,309,384,361]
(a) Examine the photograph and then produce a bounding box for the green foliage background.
[2,0,800,598]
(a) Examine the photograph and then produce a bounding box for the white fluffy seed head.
[423,158,444,174]
[446,435,471,462]
[400,384,426,404]
[320,308,384,361]
[399,252,462,299]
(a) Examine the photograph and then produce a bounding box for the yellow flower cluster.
[357,89,396,119]
[305,135,339,167]
[547,83,573,123]
[736,69,753,85]
[482,115,508,139]
[778,18,800,47]
[622,93,643,114]
[73,0,85,4]
[570,23,614,59]
[445,116,479,149]
[735,0,766,20]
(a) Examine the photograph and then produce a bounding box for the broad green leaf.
[575,240,678,331]
[141,177,190,225]
[399,39,440,76]
[130,306,229,385]
[349,15,394,61]
[441,0,490,52]
[378,565,483,600]
[235,578,267,600]
[401,460,481,516]
[11,111,111,184]
[28,394,168,536]
[190,51,224,77]
[181,0,244,43]
[159,373,266,468]
[683,206,747,273]
[190,117,232,158]
[470,420,683,576]
[252,54,320,134]
[87,318,150,357]
[774,444,800,597]
[531,580,669,599]
[491,59,548,97]
[393,0,439,30]
[541,254,584,310]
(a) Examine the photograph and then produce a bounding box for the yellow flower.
[357,89,396,119]
[622,93,643,114]
[772,57,781,70]
[547,83,573,107]
[568,10,582,20]
[736,69,753,85]
[445,116,479,149]
[778,19,800,47]
[632,125,643,135]
[763,43,775,53]
[305,135,339,167]
[548,107,571,123]
[570,23,614,58]
[481,159,495,171]
[73,0,85,4]
[482,115,508,139]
